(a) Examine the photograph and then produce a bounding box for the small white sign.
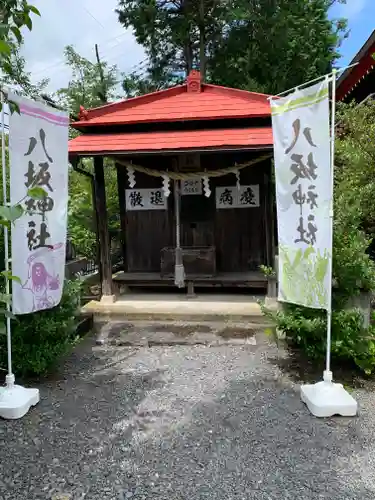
[216,185,260,209]
[181,179,202,195]
[126,188,167,211]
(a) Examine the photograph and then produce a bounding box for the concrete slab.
[96,319,262,347]
[82,293,269,323]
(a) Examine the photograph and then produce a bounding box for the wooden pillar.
[269,160,276,264]
[264,159,278,304]
[94,156,115,301]
[263,168,271,268]
[91,177,103,292]
[116,163,128,272]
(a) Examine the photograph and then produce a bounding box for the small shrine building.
[68,70,275,301]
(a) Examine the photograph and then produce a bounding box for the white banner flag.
[9,93,69,315]
[270,79,332,309]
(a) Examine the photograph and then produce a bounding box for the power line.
[81,5,106,29]
[104,55,149,73]
[31,53,149,92]
[26,1,148,84]
[31,40,148,86]
[30,32,130,77]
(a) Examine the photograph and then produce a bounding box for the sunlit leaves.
[1,271,21,284]
[0,40,11,55]
[0,204,23,222]
[27,186,48,199]
[0,2,42,110]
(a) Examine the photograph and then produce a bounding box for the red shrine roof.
[69,71,273,155]
[68,127,273,155]
[71,71,271,128]
[337,30,375,101]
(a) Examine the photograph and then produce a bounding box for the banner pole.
[296,73,357,417]
[269,72,357,417]
[323,71,337,382]
[0,91,14,388]
[267,62,358,100]
[0,91,39,420]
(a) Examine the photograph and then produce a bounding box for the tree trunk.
[199,0,206,80]
[95,43,107,103]
[93,156,113,297]
[184,42,194,74]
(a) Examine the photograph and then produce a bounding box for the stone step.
[82,294,275,325]
[94,319,273,347]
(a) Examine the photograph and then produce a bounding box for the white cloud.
[337,0,367,19]
[21,0,145,93]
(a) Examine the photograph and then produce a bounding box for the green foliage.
[0,280,82,377]
[0,2,42,102]
[117,0,226,79]
[264,101,375,375]
[2,46,49,99]
[122,69,177,98]
[264,305,375,375]
[259,264,276,278]
[0,4,84,381]
[56,45,119,116]
[68,159,120,259]
[209,0,348,94]
[116,0,347,94]
[264,202,375,373]
[335,100,375,237]
[54,45,121,259]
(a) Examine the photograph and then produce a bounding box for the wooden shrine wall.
[214,166,268,272]
[124,170,172,272]
[118,153,274,274]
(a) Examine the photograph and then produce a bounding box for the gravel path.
[1,333,375,500]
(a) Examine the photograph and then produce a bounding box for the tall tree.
[56,46,121,259]
[0,1,41,98]
[116,0,348,94]
[56,45,119,115]
[116,0,227,84]
[3,46,49,98]
[209,0,348,94]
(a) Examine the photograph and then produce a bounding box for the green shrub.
[0,280,82,378]
[264,305,375,375]
[263,200,375,374]
[262,102,375,375]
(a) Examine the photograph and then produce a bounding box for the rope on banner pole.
[324,70,337,383]
[0,88,14,388]
[267,62,359,100]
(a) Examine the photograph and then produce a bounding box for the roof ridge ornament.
[187,70,201,93]
[78,105,89,121]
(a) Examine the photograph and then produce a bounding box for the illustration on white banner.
[270,80,331,310]
[9,93,69,315]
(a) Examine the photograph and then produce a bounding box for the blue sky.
[21,0,374,94]
[331,0,374,66]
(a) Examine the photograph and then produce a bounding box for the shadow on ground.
[268,339,375,391]
[0,334,374,500]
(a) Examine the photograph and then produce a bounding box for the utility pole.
[199,0,206,80]
[95,43,107,104]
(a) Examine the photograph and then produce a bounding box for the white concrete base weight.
[0,379,40,420]
[301,371,358,417]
